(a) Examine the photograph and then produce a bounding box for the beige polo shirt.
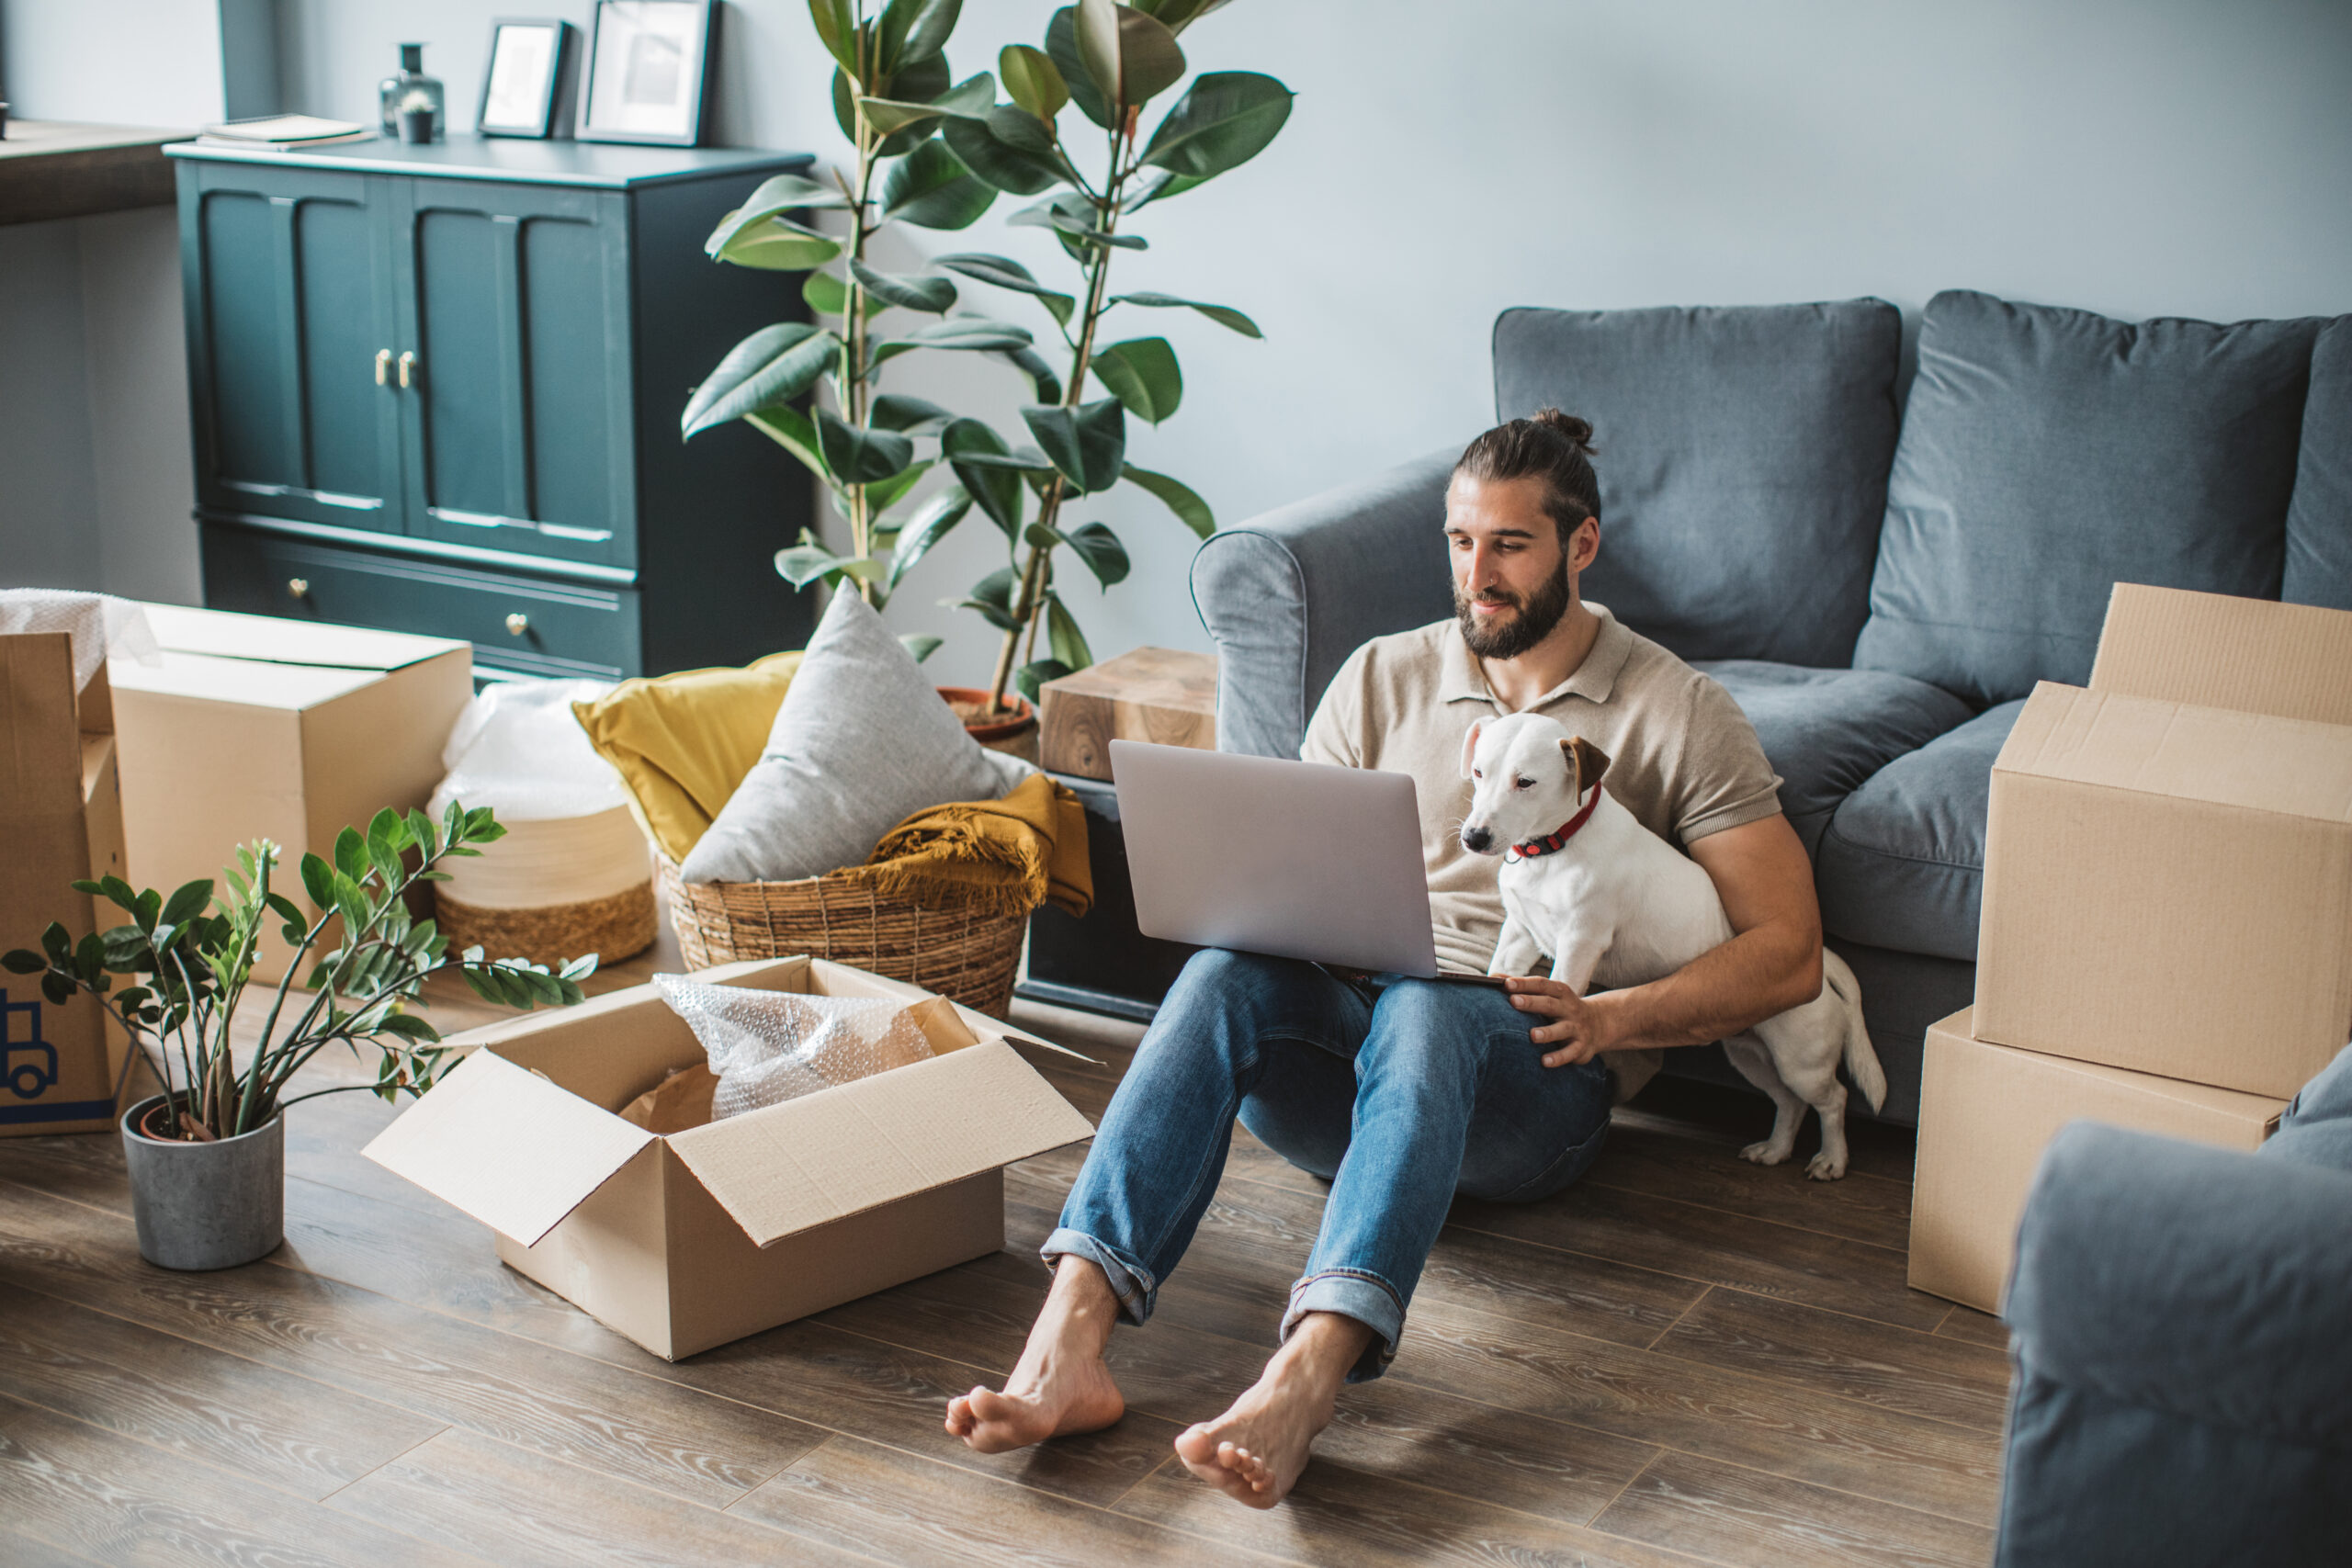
[1302,604,1783,976]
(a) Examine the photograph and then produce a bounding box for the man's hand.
[1502,976,1621,1067]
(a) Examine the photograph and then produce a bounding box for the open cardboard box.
[363,956,1097,1359]
[1975,585,2352,1099]
[1909,1008,2284,1314]
[107,604,472,984]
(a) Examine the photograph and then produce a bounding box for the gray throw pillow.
[1492,299,1903,668]
[2284,317,2352,611]
[681,589,1031,884]
[1853,289,2324,707]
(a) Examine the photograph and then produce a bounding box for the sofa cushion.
[1492,299,1901,669]
[2284,318,2352,610]
[1695,660,1971,857]
[1815,698,2024,963]
[1854,289,2324,707]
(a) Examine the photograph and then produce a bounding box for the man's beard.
[1456,558,1573,660]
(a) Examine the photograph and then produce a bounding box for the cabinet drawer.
[202,526,640,680]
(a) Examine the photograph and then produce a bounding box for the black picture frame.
[575,0,718,148]
[477,18,573,139]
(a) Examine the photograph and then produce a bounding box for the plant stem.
[983,120,1133,714]
[842,6,878,598]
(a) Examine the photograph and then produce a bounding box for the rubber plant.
[680,0,1058,640]
[880,0,1293,710]
[0,807,594,1142]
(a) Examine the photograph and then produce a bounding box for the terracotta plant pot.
[935,686,1036,745]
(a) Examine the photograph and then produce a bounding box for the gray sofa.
[1996,1046,2352,1565]
[1193,289,2351,1122]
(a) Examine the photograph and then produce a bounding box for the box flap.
[1996,682,2352,824]
[666,1040,1096,1247]
[107,649,382,710]
[1927,1010,2285,1129]
[362,1049,654,1245]
[137,602,467,674]
[2092,585,2352,727]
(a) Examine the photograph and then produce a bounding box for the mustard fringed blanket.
[839,773,1092,919]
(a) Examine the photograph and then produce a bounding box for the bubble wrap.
[0,590,158,691]
[652,976,935,1120]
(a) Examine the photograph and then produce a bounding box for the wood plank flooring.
[0,937,2009,1566]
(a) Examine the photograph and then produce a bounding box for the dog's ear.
[1558,735,1611,798]
[1461,720,1484,781]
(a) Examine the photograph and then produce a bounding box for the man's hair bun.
[1530,407,1596,456]
[1453,407,1602,535]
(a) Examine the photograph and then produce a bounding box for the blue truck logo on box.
[3,990,60,1101]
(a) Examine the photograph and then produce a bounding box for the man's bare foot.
[1173,1312,1374,1508]
[944,1256,1127,1453]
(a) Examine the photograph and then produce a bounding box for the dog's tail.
[1822,948,1886,1114]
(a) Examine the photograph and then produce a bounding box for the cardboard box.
[363,957,1096,1359]
[108,604,471,983]
[1909,1009,2285,1313]
[1975,587,2352,1100]
[1,635,133,1135]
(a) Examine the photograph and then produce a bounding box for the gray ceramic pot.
[119,1096,284,1270]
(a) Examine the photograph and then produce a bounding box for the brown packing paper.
[1909,1010,2283,1314]
[364,957,1095,1359]
[1,636,133,1135]
[618,1064,719,1134]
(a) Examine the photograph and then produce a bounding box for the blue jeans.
[1044,948,1616,1382]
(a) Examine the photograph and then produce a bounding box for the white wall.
[0,0,223,606]
[42,0,2352,680]
[0,220,102,590]
[0,0,277,125]
[80,207,203,604]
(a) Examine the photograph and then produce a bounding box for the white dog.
[1460,712,1885,1179]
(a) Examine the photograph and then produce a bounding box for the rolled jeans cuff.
[1283,1268,1404,1382]
[1040,1227,1158,1327]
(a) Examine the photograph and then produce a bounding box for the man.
[944,408,1825,1507]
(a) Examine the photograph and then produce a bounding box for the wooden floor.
[0,936,2009,1568]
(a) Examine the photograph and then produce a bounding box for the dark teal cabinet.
[171,139,818,678]
[185,164,404,532]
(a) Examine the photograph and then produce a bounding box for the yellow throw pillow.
[572,650,803,863]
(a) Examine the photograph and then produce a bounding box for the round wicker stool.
[657,856,1025,1018]
[436,881,657,971]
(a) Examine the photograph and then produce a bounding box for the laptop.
[1110,739,1504,984]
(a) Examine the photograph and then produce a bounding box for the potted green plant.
[871,0,1293,714]
[2,805,594,1271]
[681,0,1050,631]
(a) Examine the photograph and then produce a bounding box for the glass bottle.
[378,43,445,142]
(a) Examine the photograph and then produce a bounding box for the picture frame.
[477,18,573,139]
[575,0,718,148]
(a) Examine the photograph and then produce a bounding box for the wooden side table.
[1023,646,1217,1020]
[1039,647,1216,780]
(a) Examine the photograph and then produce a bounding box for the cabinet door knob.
[288,578,310,600]
[398,350,419,389]
[504,612,529,637]
[374,349,391,386]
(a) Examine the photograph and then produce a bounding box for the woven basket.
[656,855,1026,1019]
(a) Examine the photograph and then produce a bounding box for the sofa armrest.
[2007,1122,2352,1450]
[1190,446,1458,758]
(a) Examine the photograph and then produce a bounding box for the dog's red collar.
[1508,787,1601,861]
